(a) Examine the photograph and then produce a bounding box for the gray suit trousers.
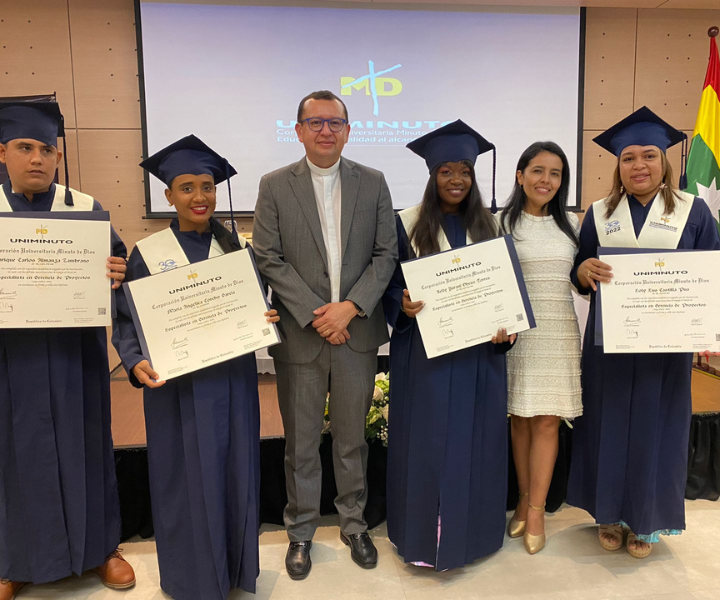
[275,342,376,542]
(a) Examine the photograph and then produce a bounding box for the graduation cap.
[0,100,74,206]
[407,119,498,212]
[593,106,689,188]
[141,135,239,238]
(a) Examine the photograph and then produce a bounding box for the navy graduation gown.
[567,196,720,539]
[0,181,124,583]
[113,220,260,599]
[383,214,509,570]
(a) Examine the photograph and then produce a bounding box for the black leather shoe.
[341,532,378,569]
[285,541,312,580]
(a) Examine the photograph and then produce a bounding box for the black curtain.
[116,413,720,542]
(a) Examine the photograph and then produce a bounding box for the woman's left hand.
[107,256,127,289]
[491,327,517,345]
[265,309,280,323]
[699,350,720,358]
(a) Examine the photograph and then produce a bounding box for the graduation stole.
[0,183,94,212]
[398,204,473,257]
[136,227,244,276]
[592,190,695,249]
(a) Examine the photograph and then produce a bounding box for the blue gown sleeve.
[382,216,416,334]
[111,248,151,388]
[689,197,720,250]
[571,204,598,295]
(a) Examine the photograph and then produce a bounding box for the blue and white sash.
[136,227,245,275]
[593,190,694,249]
[0,183,94,212]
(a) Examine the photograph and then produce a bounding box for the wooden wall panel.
[68,0,141,129]
[635,9,720,129]
[581,131,618,210]
[76,129,166,251]
[583,8,638,131]
[0,0,76,127]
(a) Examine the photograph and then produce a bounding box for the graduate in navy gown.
[113,135,278,599]
[383,121,515,571]
[567,107,720,559]
[0,101,135,599]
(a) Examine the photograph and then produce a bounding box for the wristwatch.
[351,301,366,318]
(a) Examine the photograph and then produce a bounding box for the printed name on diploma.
[599,250,720,353]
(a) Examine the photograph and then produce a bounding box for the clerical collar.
[306,157,341,176]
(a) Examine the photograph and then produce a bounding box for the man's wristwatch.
[351,301,366,318]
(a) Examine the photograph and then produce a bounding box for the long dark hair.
[409,160,497,257]
[209,217,244,254]
[499,141,578,246]
[603,151,682,218]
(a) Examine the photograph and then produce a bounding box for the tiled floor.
[15,500,720,599]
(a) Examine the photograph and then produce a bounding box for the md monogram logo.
[341,60,402,116]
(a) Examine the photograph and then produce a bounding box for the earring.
[619,185,625,194]
[659,182,667,190]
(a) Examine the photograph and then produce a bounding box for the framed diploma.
[401,235,535,359]
[123,248,280,381]
[0,212,111,328]
[597,248,720,353]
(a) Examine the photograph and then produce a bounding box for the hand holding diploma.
[133,360,166,388]
[401,289,425,318]
[577,257,613,292]
[402,270,517,344]
[107,256,127,289]
[491,328,517,345]
[400,236,534,359]
[402,288,517,344]
[597,249,720,353]
[133,308,280,388]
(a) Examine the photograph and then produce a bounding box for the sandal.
[627,533,653,559]
[598,524,623,551]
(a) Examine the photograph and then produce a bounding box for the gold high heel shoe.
[523,501,546,555]
[507,492,528,538]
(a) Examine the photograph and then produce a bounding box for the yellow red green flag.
[685,35,720,227]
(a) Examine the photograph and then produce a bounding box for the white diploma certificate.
[401,235,535,359]
[598,249,720,353]
[0,212,111,328]
[123,248,280,381]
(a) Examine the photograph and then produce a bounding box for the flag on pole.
[685,31,720,230]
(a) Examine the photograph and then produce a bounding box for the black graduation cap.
[407,119,498,212]
[593,106,689,187]
[0,101,64,146]
[140,134,236,187]
[141,135,239,237]
[0,100,74,206]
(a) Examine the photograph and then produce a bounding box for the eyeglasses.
[300,117,347,133]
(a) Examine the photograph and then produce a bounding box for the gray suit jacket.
[252,157,398,364]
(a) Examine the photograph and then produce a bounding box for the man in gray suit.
[253,90,397,579]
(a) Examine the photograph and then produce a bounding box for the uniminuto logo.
[341,60,402,116]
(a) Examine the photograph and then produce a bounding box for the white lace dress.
[501,212,582,418]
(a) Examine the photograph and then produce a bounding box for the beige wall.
[3,2,720,237]
[583,7,720,210]
[2,1,719,360]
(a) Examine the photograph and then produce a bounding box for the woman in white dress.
[497,141,582,555]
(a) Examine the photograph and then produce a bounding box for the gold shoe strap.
[528,502,546,511]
